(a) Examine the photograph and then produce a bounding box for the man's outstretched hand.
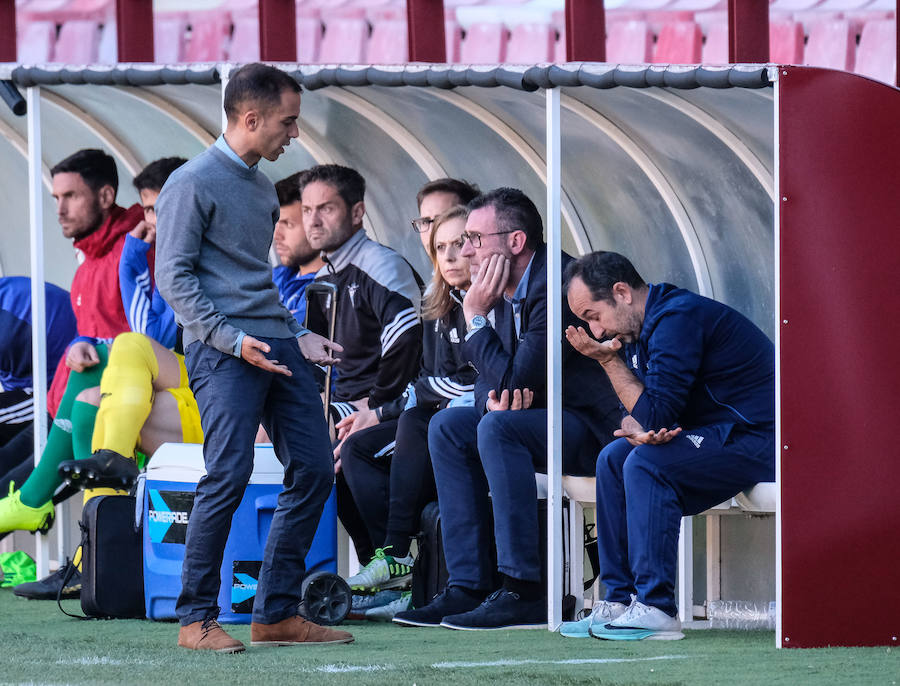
[298,332,343,365]
[487,388,533,412]
[565,325,621,364]
[241,335,291,376]
[613,426,682,447]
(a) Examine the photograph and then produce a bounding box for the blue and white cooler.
[141,442,337,623]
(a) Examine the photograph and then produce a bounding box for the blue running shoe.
[559,600,628,638]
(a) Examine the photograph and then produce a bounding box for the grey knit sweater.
[155,145,302,354]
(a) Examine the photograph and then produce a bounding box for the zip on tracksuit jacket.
[377,292,476,422]
[624,282,775,434]
[47,203,144,415]
[309,229,423,413]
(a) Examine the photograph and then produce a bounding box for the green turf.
[0,589,896,686]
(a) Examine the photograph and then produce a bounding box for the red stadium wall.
[778,66,900,648]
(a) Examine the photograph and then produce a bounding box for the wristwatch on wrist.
[468,314,489,333]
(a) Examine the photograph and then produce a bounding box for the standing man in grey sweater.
[156,63,353,653]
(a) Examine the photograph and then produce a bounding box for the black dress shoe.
[392,585,486,627]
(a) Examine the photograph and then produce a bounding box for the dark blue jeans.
[595,426,775,617]
[428,407,601,589]
[176,337,333,626]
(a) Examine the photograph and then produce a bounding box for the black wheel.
[299,572,352,626]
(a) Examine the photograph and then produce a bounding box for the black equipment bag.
[411,497,576,619]
[58,495,145,619]
[410,500,447,610]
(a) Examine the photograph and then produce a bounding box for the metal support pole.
[545,86,563,631]
[116,0,155,62]
[728,0,769,63]
[220,65,231,135]
[0,0,16,62]
[259,0,297,62]
[407,0,446,63]
[677,517,693,623]
[565,0,605,62]
[27,87,51,579]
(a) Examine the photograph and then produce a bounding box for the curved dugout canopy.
[4,62,900,650]
[0,62,776,337]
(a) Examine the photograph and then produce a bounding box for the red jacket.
[47,204,146,414]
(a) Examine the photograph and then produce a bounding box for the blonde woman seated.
[337,206,476,618]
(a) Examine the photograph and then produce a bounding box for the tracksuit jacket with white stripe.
[309,229,423,411]
[377,291,476,422]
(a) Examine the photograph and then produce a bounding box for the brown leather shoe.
[251,615,354,646]
[178,618,246,654]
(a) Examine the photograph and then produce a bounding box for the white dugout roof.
[0,62,775,337]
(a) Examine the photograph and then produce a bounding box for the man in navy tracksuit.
[564,251,775,641]
[394,188,621,630]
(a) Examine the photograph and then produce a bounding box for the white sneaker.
[590,599,684,641]
[365,592,412,621]
[559,600,628,638]
[346,547,414,592]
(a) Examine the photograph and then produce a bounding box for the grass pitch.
[1,589,896,685]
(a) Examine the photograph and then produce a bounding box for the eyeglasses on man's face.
[460,229,518,249]
[411,216,435,233]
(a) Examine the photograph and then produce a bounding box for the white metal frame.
[545,86,563,630]
[26,86,53,578]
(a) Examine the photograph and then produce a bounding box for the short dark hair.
[223,63,302,121]
[133,157,187,193]
[51,149,118,193]
[296,164,366,209]
[275,172,303,207]
[416,178,481,210]
[467,187,543,250]
[563,251,646,303]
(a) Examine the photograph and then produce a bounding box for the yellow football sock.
[92,333,158,459]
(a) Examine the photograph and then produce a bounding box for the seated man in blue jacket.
[394,188,621,630]
[563,251,775,641]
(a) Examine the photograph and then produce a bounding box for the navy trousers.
[429,407,600,589]
[176,337,333,626]
[595,425,775,617]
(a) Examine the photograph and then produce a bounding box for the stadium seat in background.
[769,18,805,64]
[296,10,324,63]
[461,22,509,63]
[702,20,728,63]
[815,0,874,11]
[855,19,896,84]
[228,12,260,62]
[769,0,827,11]
[97,19,117,62]
[644,9,696,33]
[653,20,703,62]
[606,20,653,63]
[319,16,369,63]
[16,20,56,62]
[506,22,555,62]
[183,10,231,62]
[367,17,408,62]
[54,19,101,62]
[446,18,463,62]
[804,19,857,70]
[155,14,188,63]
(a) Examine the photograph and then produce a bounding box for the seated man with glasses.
[393,187,621,631]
